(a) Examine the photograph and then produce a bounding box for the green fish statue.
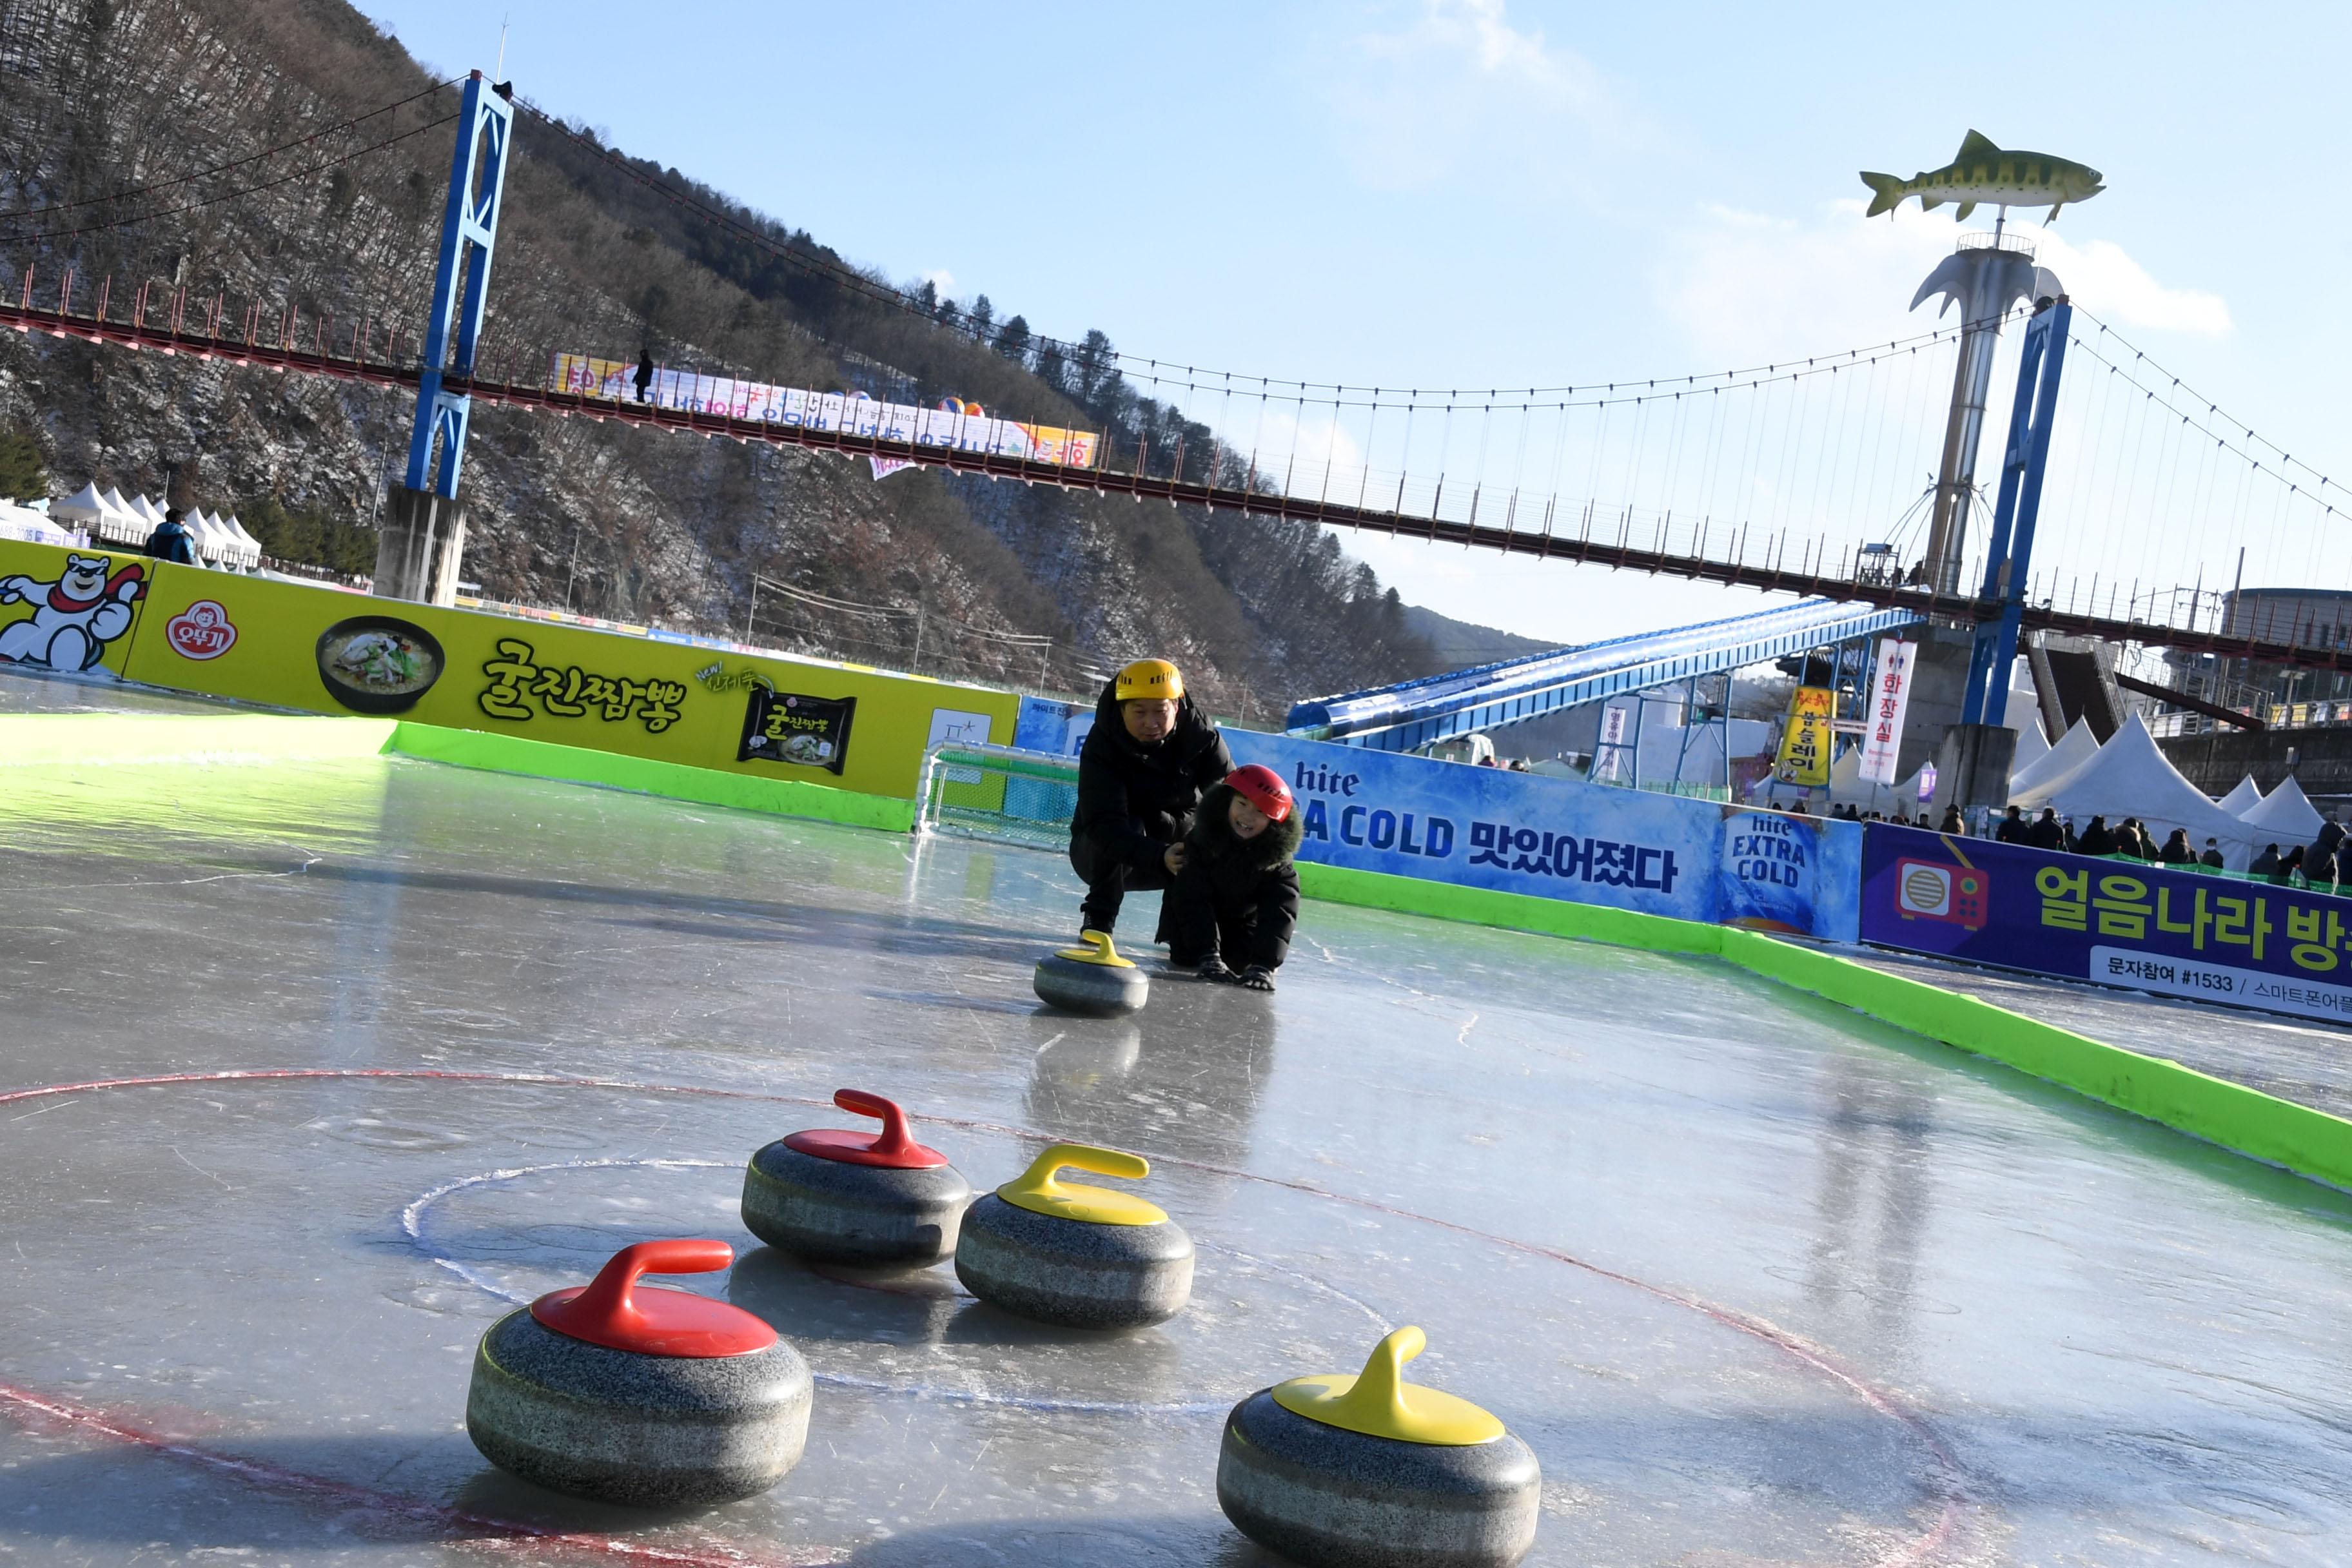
[1861,131,2104,223]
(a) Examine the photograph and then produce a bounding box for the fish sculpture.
[1861,131,2104,222]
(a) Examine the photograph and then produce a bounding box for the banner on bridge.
[553,355,1100,468]
[1859,821,2352,1025]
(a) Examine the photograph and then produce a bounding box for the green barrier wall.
[8,710,2349,1190]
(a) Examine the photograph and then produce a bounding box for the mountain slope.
[0,0,1435,712]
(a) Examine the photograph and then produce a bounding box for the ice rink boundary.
[12,710,2351,1190]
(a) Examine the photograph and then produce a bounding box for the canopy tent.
[2010,717,2100,798]
[48,482,107,525]
[2242,774,2326,842]
[2012,712,2267,868]
[2006,704,2051,776]
[2215,775,2264,816]
[129,494,167,527]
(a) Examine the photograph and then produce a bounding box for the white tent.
[188,507,233,556]
[203,509,259,569]
[2006,705,2051,775]
[2215,775,2264,816]
[2015,712,2267,868]
[2010,717,2100,798]
[2242,774,2326,842]
[50,482,106,525]
[130,494,167,527]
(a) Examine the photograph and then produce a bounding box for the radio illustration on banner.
[1892,858,1987,928]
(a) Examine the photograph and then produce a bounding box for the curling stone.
[1217,1326,1540,1568]
[466,1239,812,1506]
[1033,928,1149,1016]
[954,1142,1192,1328]
[741,1088,972,1266]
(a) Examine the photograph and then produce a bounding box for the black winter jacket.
[1070,679,1233,876]
[1169,781,1305,970]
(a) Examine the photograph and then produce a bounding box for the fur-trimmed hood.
[1186,781,1305,870]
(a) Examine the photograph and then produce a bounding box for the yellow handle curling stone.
[1217,1326,1541,1566]
[1033,929,1150,1016]
[954,1141,1192,1328]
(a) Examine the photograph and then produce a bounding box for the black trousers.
[1162,869,1253,968]
[1069,836,1173,936]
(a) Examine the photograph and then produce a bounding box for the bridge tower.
[1913,232,2062,597]
[373,70,513,605]
[1930,295,2074,818]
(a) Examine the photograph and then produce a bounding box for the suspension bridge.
[8,68,2351,732]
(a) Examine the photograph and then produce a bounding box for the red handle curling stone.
[782,1089,950,1170]
[531,1239,777,1358]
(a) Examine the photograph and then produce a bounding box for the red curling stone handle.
[834,1088,917,1159]
[531,1239,776,1358]
[781,1088,951,1169]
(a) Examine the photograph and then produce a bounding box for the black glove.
[1237,965,1276,992]
[1194,955,1234,983]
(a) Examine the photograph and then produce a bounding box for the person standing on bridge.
[1068,658,1232,947]
[634,348,655,404]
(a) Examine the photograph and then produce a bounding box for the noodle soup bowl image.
[315,616,447,714]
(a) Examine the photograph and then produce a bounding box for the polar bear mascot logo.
[0,553,148,672]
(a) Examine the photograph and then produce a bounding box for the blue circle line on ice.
[400,1154,1389,1418]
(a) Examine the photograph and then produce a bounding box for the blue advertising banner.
[1224,730,1861,941]
[1859,822,2352,1026]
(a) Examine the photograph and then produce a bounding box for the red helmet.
[1226,764,1293,822]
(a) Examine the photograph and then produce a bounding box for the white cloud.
[920,268,956,296]
[1656,199,2230,364]
[1317,1,1641,193]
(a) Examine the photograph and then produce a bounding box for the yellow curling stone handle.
[1271,1326,1505,1446]
[1052,929,1135,968]
[997,1141,1166,1226]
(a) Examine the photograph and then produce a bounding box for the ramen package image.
[738,689,856,775]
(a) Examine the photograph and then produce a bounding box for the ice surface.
[4,676,2352,1564]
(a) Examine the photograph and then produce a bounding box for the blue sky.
[362,1,2350,644]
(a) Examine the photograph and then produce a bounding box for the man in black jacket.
[1068,658,1232,941]
[1166,765,1304,992]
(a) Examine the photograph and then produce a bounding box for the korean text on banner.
[0,537,1018,803]
[1225,729,1861,941]
[1774,687,1834,787]
[1857,821,2352,1026]
[553,355,1101,470]
[1857,641,1915,785]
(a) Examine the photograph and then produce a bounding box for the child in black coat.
[1165,765,1303,991]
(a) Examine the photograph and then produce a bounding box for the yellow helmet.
[1115,658,1184,702]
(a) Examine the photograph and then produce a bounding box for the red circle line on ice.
[0,1068,1977,1567]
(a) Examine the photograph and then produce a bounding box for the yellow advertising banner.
[0,539,1017,801]
[1773,685,1835,787]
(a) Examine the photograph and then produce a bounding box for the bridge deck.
[7,295,2346,673]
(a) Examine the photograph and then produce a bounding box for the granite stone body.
[1217,1389,1541,1567]
[466,1308,813,1505]
[952,1192,1192,1328]
[1032,953,1148,1016]
[741,1141,972,1265]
